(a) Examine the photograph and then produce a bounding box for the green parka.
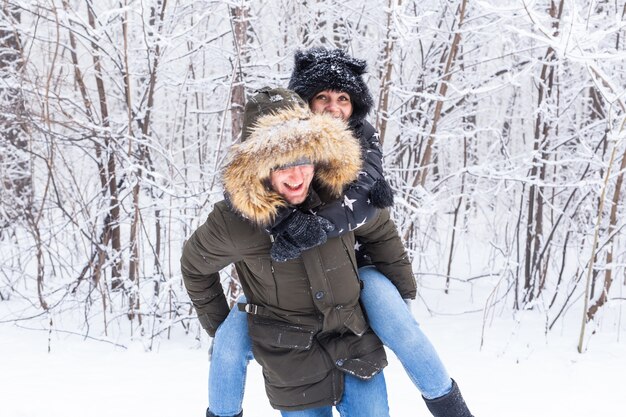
[181,92,415,411]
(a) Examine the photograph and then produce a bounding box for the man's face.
[309,90,353,120]
[270,164,315,205]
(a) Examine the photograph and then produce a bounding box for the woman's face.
[309,90,353,121]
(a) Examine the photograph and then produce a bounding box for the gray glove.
[270,211,335,262]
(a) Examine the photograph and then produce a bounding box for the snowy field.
[1,293,624,417]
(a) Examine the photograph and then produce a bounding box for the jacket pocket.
[249,316,314,349]
[248,317,331,386]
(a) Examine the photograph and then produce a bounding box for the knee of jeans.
[359,268,399,300]
[359,266,390,284]
[211,344,250,366]
[213,321,251,363]
[357,265,377,279]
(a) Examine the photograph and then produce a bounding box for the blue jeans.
[280,372,389,417]
[358,266,451,399]
[208,267,452,415]
[208,296,253,416]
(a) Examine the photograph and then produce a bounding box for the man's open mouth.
[285,182,303,190]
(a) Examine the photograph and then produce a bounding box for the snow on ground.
[1,296,624,417]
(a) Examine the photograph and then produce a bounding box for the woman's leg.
[336,371,390,417]
[208,296,253,416]
[358,266,452,399]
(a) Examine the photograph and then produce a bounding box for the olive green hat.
[241,87,308,142]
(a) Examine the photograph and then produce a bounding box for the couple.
[181,48,475,417]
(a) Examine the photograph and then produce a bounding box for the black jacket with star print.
[269,119,394,261]
[322,119,392,236]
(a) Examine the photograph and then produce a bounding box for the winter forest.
[2,0,626,385]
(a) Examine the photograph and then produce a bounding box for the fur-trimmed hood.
[222,105,362,226]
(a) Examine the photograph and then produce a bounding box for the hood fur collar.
[222,106,362,226]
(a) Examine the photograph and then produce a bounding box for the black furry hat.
[288,47,374,123]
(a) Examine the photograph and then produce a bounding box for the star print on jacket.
[349,217,368,231]
[343,195,357,211]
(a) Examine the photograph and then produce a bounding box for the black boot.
[423,379,474,417]
[206,409,243,417]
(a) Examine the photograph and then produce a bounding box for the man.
[182,87,415,416]
[201,48,475,417]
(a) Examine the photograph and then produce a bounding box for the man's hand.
[271,211,334,262]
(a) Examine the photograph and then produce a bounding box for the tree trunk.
[127,0,168,322]
[85,1,123,287]
[375,0,401,146]
[586,0,626,319]
[0,5,31,224]
[402,0,467,243]
[414,0,467,188]
[523,0,564,303]
[229,2,250,143]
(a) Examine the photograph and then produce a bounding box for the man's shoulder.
[210,200,262,232]
[210,199,245,223]
[207,200,272,252]
[213,199,231,212]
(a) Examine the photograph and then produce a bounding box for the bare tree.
[375,0,401,145]
[523,0,565,304]
[1,0,625,349]
[0,4,31,226]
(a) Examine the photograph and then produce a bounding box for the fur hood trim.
[222,106,362,225]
